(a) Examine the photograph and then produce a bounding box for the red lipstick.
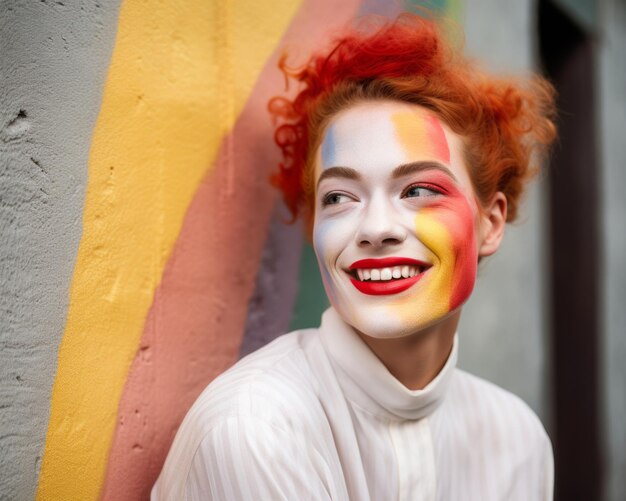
[348,257,430,296]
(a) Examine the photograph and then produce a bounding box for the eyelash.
[321,192,353,207]
[401,183,443,198]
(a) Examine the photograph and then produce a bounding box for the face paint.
[390,180,478,327]
[313,100,483,339]
[392,111,450,164]
[320,123,337,167]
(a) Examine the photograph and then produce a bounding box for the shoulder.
[450,369,540,411]
[437,370,553,499]
[152,329,340,500]
[447,368,552,457]
[448,368,550,436]
[186,329,325,436]
[157,328,328,463]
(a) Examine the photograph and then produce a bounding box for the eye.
[402,184,441,198]
[322,192,352,207]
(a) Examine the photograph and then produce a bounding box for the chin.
[356,322,417,340]
[333,303,417,339]
[334,298,462,341]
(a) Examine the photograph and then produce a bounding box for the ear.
[478,192,507,257]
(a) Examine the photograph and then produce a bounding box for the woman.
[153,14,556,500]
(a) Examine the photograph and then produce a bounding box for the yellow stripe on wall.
[36,0,301,498]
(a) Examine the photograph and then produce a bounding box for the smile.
[347,257,430,295]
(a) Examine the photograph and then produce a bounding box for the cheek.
[313,217,349,303]
[313,223,336,305]
[313,218,340,265]
[313,209,358,263]
[416,200,478,311]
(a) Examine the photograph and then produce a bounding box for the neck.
[356,311,459,390]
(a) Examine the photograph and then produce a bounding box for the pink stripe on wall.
[100,1,362,498]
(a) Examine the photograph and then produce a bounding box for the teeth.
[354,265,427,281]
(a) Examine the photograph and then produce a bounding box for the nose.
[356,194,407,248]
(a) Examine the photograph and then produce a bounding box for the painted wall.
[8,0,618,498]
[0,2,123,499]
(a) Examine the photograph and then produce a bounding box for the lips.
[347,257,430,296]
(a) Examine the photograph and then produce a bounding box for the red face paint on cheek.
[437,197,478,310]
[420,175,479,311]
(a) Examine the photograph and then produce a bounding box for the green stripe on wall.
[404,0,463,21]
[289,243,329,331]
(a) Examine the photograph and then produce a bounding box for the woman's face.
[313,100,496,339]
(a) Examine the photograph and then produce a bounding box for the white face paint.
[313,100,484,339]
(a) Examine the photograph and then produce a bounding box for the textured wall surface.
[599,1,626,499]
[0,2,122,499]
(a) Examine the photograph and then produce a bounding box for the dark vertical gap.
[538,2,602,500]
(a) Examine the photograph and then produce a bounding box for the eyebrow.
[316,167,362,189]
[316,161,457,189]
[392,161,457,181]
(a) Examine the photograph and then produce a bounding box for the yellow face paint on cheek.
[415,212,457,315]
[388,211,455,325]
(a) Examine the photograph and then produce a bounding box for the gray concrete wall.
[459,0,551,422]
[598,1,626,499]
[0,1,121,498]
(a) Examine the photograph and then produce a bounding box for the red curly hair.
[269,13,556,227]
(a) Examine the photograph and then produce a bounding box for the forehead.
[314,101,475,197]
[316,100,469,185]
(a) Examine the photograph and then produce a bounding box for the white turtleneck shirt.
[152,308,553,500]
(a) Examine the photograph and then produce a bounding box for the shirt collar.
[318,307,458,421]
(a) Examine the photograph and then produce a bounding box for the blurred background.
[0,0,623,499]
